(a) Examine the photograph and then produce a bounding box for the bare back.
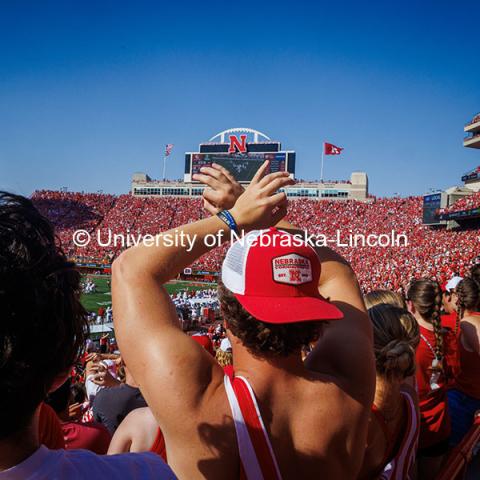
[157,364,367,479]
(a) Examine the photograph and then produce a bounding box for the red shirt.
[150,428,167,461]
[191,334,215,356]
[62,421,111,454]
[441,312,460,387]
[415,326,451,448]
[38,403,65,449]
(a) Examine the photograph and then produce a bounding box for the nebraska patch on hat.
[222,228,343,324]
[272,254,313,286]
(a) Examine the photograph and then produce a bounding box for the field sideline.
[81,274,216,313]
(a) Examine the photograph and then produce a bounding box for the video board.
[189,152,288,183]
[423,193,442,225]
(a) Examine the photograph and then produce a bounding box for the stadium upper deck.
[131,172,369,201]
[131,128,369,201]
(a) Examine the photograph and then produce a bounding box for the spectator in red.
[45,379,111,454]
[38,402,66,450]
[441,277,462,386]
[447,278,480,446]
[99,333,109,354]
[407,279,451,480]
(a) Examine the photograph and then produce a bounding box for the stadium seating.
[441,191,480,214]
[32,191,480,292]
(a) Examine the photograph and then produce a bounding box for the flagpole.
[320,143,325,182]
[162,155,167,181]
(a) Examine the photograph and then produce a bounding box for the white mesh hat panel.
[222,230,263,294]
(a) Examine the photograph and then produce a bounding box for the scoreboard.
[190,152,288,183]
[185,130,295,184]
[422,193,442,225]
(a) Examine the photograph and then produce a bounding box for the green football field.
[81,275,216,313]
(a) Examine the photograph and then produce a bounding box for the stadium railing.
[437,412,480,480]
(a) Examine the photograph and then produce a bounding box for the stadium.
[5,2,480,478]
[32,119,480,293]
[16,112,480,477]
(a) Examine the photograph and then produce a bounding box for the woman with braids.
[406,278,451,480]
[447,278,480,446]
[358,302,420,480]
[440,277,461,387]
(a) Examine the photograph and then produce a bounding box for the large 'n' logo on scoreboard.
[228,134,247,153]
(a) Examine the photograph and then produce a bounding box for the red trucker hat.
[221,228,343,324]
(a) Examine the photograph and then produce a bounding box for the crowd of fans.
[441,191,480,214]
[3,177,480,479]
[32,190,480,292]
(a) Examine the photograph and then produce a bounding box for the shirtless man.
[112,162,375,479]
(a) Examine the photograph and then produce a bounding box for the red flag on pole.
[324,142,344,155]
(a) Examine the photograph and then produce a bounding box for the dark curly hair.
[217,281,323,357]
[0,192,89,439]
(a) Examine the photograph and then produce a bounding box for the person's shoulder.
[61,449,176,478]
[93,386,108,402]
[68,420,110,434]
[304,374,360,411]
[124,406,155,424]
[461,314,480,326]
[6,446,176,480]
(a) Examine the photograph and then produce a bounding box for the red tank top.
[441,313,460,387]
[415,326,450,448]
[225,375,282,479]
[150,428,167,461]
[371,390,419,479]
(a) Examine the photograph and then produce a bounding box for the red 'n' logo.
[289,269,301,283]
[228,135,247,153]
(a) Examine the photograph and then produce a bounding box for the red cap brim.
[234,294,344,324]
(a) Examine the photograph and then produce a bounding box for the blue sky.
[1,0,479,197]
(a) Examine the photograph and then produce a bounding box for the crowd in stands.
[441,191,480,214]
[3,173,480,479]
[32,190,480,292]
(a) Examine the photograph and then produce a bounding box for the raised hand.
[192,163,244,214]
[229,160,294,231]
[91,365,121,388]
[68,402,83,421]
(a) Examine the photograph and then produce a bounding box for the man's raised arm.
[112,163,293,427]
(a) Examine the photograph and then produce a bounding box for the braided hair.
[456,278,480,320]
[368,304,419,379]
[407,278,444,364]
